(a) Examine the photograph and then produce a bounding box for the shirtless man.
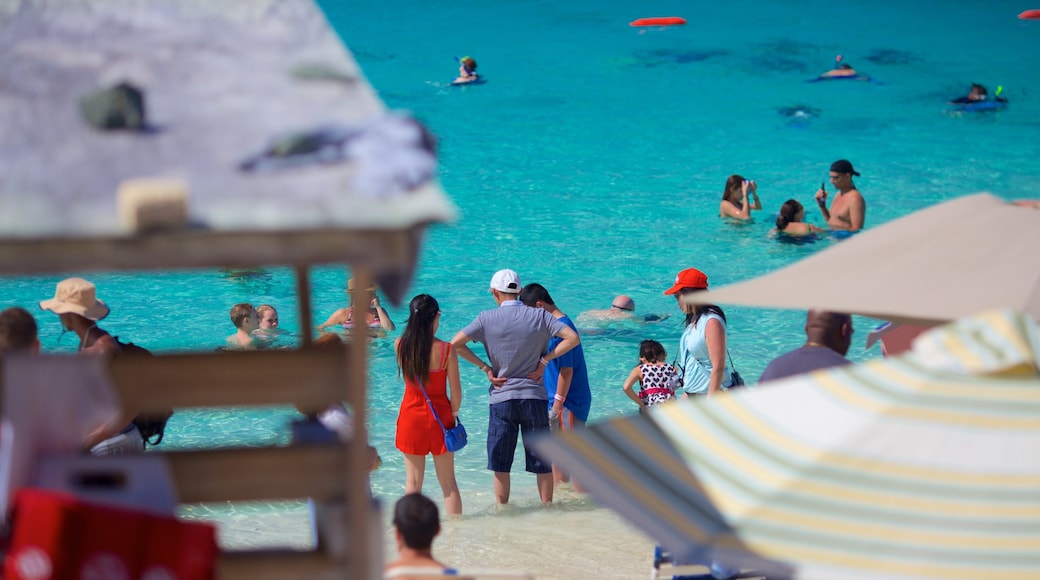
[227,302,260,349]
[815,159,866,232]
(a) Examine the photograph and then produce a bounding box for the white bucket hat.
[39,277,110,321]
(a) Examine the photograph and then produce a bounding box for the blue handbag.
[417,380,467,453]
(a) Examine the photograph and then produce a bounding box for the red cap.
[663,268,708,295]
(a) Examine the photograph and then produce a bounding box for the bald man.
[758,310,853,383]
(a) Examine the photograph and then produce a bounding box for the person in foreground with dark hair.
[385,493,450,577]
[758,310,854,383]
[0,306,40,355]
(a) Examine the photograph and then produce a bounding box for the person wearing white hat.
[450,269,580,505]
[39,277,144,455]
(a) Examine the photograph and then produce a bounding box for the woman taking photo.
[718,174,762,220]
[663,267,733,397]
[395,294,463,515]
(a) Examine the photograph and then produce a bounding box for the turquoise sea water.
[3,0,1040,574]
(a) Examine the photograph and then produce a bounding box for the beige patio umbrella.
[683,194,1040,326]
[534,309,1040,579]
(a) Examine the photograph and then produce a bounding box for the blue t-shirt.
[543,315,592,422]
[460,300,568,404]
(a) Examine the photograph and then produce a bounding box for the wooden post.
[294,265,312,348]
[347,267,373,579]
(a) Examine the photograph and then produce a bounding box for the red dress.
[396,343,455,456]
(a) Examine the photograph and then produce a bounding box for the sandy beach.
[193,487,658,579]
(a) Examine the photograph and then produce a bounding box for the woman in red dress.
[395,294,463,515]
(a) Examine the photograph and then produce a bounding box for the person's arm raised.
[371,295,396,331]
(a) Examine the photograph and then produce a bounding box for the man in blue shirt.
[519,283,591,490]
[451,269,580,505]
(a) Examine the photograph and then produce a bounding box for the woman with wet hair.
[395,294,463,515]
[719,174,762,220]
[776,199,825,237]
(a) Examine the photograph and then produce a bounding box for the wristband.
[540,357,549,365]
[554,394,565,402]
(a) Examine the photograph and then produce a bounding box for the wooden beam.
[107,349,350,414]
[166,445,346,503]
[0,227,419,275]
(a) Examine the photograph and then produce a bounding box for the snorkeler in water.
[949,83,1007,105]
[452,56,480,84]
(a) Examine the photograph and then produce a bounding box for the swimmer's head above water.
[456,55,477,77]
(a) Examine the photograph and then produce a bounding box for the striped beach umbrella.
[535,309,1040,579]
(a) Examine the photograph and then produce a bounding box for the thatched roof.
[0,0,455,238]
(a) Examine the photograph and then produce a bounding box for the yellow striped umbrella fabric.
[535,310,1040,580]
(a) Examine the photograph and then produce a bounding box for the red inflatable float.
[630,16,687,27]
[1019,9,1040,19]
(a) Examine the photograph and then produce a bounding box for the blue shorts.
[487,399,552,474]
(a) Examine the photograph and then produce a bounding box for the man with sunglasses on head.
[814,159,866,232]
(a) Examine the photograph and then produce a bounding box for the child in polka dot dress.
[622,340,680,410]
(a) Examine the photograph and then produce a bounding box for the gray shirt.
[461,300,567,404]
[758,345,851,383]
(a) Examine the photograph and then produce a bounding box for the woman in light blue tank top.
[663,267,732,397]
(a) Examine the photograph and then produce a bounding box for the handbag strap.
[726,348,739,372]
[416,379,450,434]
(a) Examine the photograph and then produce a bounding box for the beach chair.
[384,567,535,579]
[651,547,772,580]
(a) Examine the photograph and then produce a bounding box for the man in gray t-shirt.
[758,310,853,383]
[451,269,580,505]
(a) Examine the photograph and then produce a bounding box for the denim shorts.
[487,399,552,474]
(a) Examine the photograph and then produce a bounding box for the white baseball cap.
[489,269,521,293]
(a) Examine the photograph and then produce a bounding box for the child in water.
[622,340,679,410]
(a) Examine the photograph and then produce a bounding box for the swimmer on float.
[452,56,481,85]
[811,54,872,82]
[949,83,1007,107]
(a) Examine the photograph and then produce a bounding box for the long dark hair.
[722,174,746,203]
[678,288,727,328]
[397,294,439,383]
[776,199,803,230]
